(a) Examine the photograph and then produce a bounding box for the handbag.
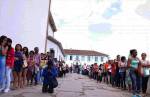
[51,77,58,88]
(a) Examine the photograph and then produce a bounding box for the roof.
[64,49,109,57]
[47,36,64,56]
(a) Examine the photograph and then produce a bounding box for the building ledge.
[49,12,57,32]
[47,36,64,56]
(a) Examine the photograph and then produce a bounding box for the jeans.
[115,72,120,87]
[42,83,54,93]
[119,72,126,89]
[0,56,6,89]
[2,66,12,90]
[142,76,149,93]
[130,69,141,94]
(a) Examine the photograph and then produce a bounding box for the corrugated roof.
[64,49,108,56]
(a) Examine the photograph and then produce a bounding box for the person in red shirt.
[111,60,116,87]
[93,63,99,80]
[4,38,15,93]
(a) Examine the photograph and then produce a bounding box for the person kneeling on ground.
[42,59,58,93]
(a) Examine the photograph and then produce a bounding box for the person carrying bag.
[42,59,58,93]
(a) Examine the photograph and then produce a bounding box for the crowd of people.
[0,35,68,94]
[1,35,150,97]
[82,50,150,97]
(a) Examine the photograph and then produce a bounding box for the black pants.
[120,72,126,89]
[93,72,98,80]
[115,72,120,87]
[111,75,115,87]
[42,83,54,93]
[142,76,149,93]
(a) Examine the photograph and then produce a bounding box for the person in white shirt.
[141,53,150,97]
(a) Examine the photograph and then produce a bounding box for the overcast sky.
[51,0,150,59]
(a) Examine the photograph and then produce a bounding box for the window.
[70,55,72,60]
[88,56,91,61]
[95,56,98,62]
[81,56,85,61]
[65,55,67,60]
[76,55,79,60]
[101,57,104,62]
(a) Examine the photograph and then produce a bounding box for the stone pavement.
[0,73,133,97]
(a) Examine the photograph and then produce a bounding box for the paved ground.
[0,73,134,97]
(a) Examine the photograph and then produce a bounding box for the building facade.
[64,49,109,66]
[0,0,64,61]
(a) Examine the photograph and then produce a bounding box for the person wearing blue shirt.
[42,59,58,93]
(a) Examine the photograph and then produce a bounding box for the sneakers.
[0,88,4,92]
[4,89,10,93]
[132,95,137,97]
[136,95,141,97]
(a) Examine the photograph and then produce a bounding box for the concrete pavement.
[0,73,134,97]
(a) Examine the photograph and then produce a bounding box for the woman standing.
[119,56,127,90]
[3,38,15,93]
[127,49,142,97]
[22,47,29,87]
[0,36,8,92]
[141,53,150,97]
[13,44,24,89]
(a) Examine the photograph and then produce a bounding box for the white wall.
[65,55,108,65]
[0,0,50,52]
[65,54,108,66]
[47,40,64,61]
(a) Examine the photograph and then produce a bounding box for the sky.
[51,0,150,59]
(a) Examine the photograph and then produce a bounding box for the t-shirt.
[119,62,127,72]
[111,64,116,75]
[104,63,109,71]
[6,48,15,68]
[131,58,139,69]
[141,60,150,76]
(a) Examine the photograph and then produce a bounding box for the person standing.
[3,38,14,93]
[34,47,41,85]
[128,49,142,97]
[141,53,150,97]
[111,60,116,87]
[0,36,8,92]
[119,56,127,90]
[115,55,121,88]
[13,44,24,89]
[22,47,29,87]
[27,51,35,85]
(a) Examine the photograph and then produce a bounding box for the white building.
[0,0,64,61]
[64,49,109,66]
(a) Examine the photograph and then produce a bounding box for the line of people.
[0,35,66,94]
[82,49,150,97]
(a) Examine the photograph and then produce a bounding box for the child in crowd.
[126,68,132,92]
[97,64,102,83]
[27,51,35,85]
